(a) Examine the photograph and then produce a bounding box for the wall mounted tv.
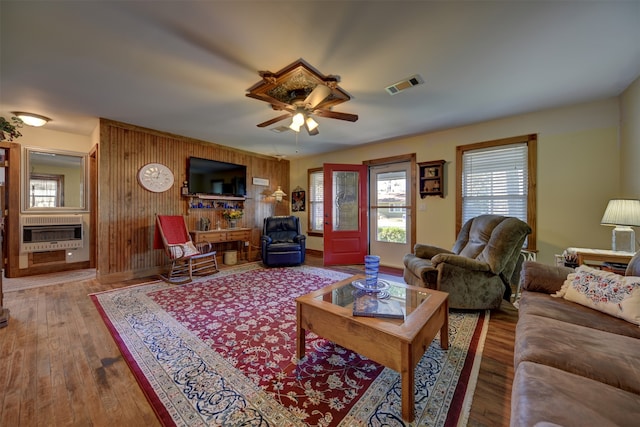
[187,157,247,197]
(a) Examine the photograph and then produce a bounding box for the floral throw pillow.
[555,265,640,326]
[168,241,200,259]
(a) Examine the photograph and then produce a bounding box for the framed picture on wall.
[292,190,306,212]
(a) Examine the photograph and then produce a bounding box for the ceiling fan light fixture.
[289,122,301,132]
[289,111,305,132]
[248,59,358,131]
[12,112,50,127]
[305,116,319,131]
[291,112,305,127]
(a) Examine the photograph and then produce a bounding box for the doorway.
[368,160,413,269]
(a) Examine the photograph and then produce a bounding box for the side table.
[512,250,538,303]
[564,247,634,268]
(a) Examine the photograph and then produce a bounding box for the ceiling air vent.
[385,74,424,95]
[270,125,291,133]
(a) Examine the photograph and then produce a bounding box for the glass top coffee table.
[295,274,449,422]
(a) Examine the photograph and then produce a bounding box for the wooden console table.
[190,228,252,262]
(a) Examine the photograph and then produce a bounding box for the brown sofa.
[511,258,640,427]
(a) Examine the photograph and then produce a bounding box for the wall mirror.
[23,147,88,212]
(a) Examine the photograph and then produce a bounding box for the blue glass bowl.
[351,278,390,293]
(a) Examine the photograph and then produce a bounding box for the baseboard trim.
[306,248,323,257]
[7,261,91,278]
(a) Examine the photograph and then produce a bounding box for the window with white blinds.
[308,169,324,234]
[457,134,537,250]
[461,143,528,224]
[29,174,63,208]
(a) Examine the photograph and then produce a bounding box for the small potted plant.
[0,116,24,141]
[222,209,243,228]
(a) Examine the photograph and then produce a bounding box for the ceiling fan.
[246,59,358,136]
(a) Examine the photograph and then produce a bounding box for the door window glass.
[332,171,359,231]
[375,170,407,243]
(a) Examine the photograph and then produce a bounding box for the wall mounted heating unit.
[21,215,84,253]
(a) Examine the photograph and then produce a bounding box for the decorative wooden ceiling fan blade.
[246,93,293,112]
[257,113,292,128]
[313,109,359,122]
[303,84,332,109]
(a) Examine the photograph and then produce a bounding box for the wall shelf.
[188,194,246,201]
[418,160,445,198]
[186,194,245,210]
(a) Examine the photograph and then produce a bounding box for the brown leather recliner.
[403,214,531,309]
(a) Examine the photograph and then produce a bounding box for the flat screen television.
[187,157,247,197]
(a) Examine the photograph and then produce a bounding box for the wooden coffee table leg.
[401,344,415,422]
[401,303,448,422]
[440,304,449,349]
[296,303,305,359]
[296,327,306,359]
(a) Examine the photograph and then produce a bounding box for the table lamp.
[600,199,640,253]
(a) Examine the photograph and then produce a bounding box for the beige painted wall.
[620,75,640,198]
[17,125,95,153]
[292,98,624,265]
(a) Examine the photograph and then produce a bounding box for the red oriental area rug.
[91,264,488,426]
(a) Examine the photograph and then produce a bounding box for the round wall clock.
[137,163,175,192]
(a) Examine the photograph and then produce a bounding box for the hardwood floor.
[0,258,518,426]
[0,278,159,427]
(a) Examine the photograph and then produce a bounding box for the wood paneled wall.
[5,142,21,278]
[97,119,289,281]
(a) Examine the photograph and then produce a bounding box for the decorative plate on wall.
[137,163,174,193]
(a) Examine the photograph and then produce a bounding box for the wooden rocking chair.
[154,215,219,284]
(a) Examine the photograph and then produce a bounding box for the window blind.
[30,178,61,208]
[461,143,528,224]
[309,171,324,233]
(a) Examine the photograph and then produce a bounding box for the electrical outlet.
[244,241,250,246]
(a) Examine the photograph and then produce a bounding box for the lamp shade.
[289,112,305,132]
[305,116,319,131]
[272,186,287,202]
[600,199,640,227]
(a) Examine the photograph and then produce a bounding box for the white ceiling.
[1,1,639,159]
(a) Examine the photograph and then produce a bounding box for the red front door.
[323,163,368,265]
